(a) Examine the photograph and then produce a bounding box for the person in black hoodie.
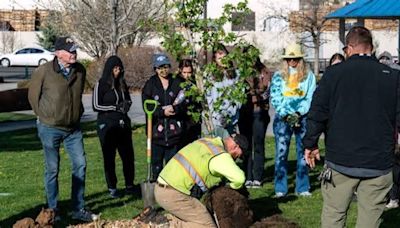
[142,53,185,181]
[93,55,136,198]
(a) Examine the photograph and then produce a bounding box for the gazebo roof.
[326,0,400,19]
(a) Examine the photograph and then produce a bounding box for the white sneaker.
[297,191,312,197]
[275,192,286,198]
[245,180,253,188]
[386,199,399,209]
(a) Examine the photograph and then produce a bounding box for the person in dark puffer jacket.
[142,54,185,181]
[93,55,137,198]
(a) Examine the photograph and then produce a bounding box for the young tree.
[158,0,259,134]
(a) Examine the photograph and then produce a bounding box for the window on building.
[231,11,255,31]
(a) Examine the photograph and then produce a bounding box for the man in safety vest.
[154,134,248,228]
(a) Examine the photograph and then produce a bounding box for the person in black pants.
[239,55,271,188]
[93,55,136,198]
[142,54,185,181]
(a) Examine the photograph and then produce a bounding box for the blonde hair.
[279,58,308,82]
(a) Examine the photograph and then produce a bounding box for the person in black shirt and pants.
[93,56,136,198]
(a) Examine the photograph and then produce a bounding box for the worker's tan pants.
[154,184,217,228]
[321,170,392,228]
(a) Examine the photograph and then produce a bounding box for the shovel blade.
[140,181,156,208]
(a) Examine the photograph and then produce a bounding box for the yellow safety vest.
[159,138,226,195]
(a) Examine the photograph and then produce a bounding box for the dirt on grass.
[71,186,299,228]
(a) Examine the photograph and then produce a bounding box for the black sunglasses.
[285,58,301,61]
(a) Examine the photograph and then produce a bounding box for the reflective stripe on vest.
[197,138,224,156]
[174,153,208,192]
[173,139,225,192]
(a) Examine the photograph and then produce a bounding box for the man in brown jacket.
[28,37,97,222]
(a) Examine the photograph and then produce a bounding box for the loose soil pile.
[205,186,300,228]
[251,214,300,228]
[204,186,254,228]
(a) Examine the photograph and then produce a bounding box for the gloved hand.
[116,100,132,114]
[284,112,301,128]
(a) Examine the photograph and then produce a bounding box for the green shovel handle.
[144,99,158,118]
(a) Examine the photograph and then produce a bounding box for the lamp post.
[110,0,118,55]
[203,0,208,64]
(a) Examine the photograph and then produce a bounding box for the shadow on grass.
[381,208,400,228]
[0,190,142,228]
[0,128,43,152]
[0,122,143,153]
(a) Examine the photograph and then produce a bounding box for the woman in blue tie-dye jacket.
[270,43,316,198]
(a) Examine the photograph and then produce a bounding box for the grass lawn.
[0,112,36,123]
[0,122,399,227]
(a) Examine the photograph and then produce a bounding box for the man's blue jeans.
[37,121,86,211]
[273,115,310,194]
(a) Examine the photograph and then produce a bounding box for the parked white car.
[0,47,54,67]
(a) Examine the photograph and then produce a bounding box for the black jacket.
[93,56,131,126]
[142,74,185,146]
[303,54,400,170]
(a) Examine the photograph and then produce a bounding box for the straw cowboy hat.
[282,43,305,59]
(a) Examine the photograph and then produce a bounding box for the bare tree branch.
[40,0,167,57]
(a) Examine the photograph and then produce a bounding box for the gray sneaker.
[252,180,262,188]
[71,208,99,222]
[245,180,253,188]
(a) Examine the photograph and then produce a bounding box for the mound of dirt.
[204,186,254,228]
[251,214,300,228]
